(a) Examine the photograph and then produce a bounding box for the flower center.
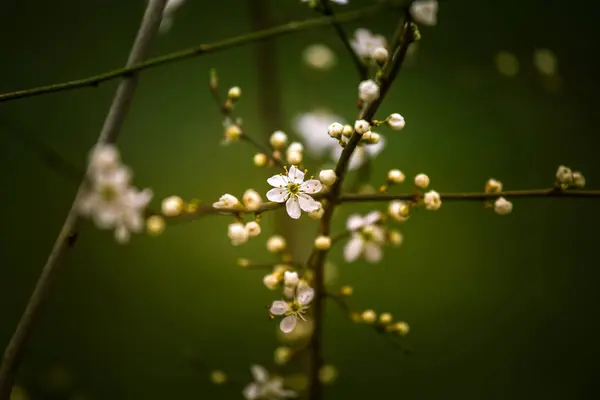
[100,185,118,202]
[360,226,375,241]
[286,299,309,319]
[287,182,301,196]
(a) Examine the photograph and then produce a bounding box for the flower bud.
[161,196,184,217]
[354,119,370,134]
[266,235,287,253]
[319,169,337,186]
[314,235,332,250]
[227,86,241,100]
[387,113,406,130]
[245,221,261,237]
[414,173,430,189]
[270,130,288,149]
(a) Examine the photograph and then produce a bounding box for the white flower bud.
[253,153,268,167]
[354,119,370,134]
[284,271,299,287]
[342,124,354,137]
[556,165,573,185]
[379,312,393,324]
[494,197,513,215]
[225,124,242,142]
[394,321,410,336]
[242,189,262,211]
[228,222,249,246]
[361,309,377,324]
[423,190,441,210]
[414,173,430,189]
[274,347,292,365]
[387,169,405,183]
[365,132,381,144]
[314,235,332,250]
[161,195,184,217]
[309,202,324,220]
[213,193,240,209]
[263,273,279,290]
[245,221,261,237]
[572,171,585,188]
[288,142,304,153]
[286,150,303,165]
[388,201,410,222]
[387,113,406,130]
[372,47,388,64]
[319,169,337,186]
[410,0,439,26]
[485,178,503,193]
[269,130,288,149]
[358,79,380,102]
[266,235,286,253]
[388,230,404,246]
[227,86,241,99]
[283,285,295,299]
[328,122,344,138]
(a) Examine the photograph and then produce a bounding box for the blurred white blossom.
[243,365,297,400]
[350,29,387,61]
[344,211,385,263]
[410,0,439,26]
[303,44,337,70]
[293,110,345,157]
[331,136,385,171]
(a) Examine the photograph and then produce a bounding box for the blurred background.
[1,0,599,398]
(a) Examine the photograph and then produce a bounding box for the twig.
[305,13,415,400]
[0,1,169,398]
[0,0,411,103]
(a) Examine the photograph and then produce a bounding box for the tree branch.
[0,1,169,398]
[0,0,411,103]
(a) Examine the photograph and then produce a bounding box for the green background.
[1,0,599,398]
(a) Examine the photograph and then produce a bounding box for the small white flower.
[485,178,503,193]
[79,167,131,227]
[354,119,370,134]
[358,79,380,102]
[263,274,279,290]
[266,166,322,219]
[270,285,315,333]
[243,189,262,211]
[113,187,153,244]
[242,365,297,400]
[410,0,439,26]
[344,212,385,263]
[293,110,345,158]
[423,190,441,210]
[303,43,337,70]
[387,169,405,183]
[266,235,287,253]
[372,47,389,64]
[387,113,406,130]
[350,28,387,61]
[270,131,288,149]
[319,169,337,186]
[213,194,240,209]
[414,173,430,189]
[494,197,513,215]
[245,221,261,237]
[331,136,386,171]
[328,122,344,138]
[228,222,249,246]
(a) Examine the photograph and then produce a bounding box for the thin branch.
[317,0,368,80]
[0,0,411,103]
[0,1,169,398]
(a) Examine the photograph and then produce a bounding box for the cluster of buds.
[484,179,513,215]
[352,309,410,336]
[210,190,263,246]
[556,165,585,189]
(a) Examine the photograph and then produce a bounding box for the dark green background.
[1,0,599,398]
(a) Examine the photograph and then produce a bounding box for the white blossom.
[330,136,386,171]
[228,222,249,246]
[266,166,322,219]
[243,365,297,400]
[344,212,385,263]
[354,119,370,134]
[270,131,288,149]
[213,194,240,209]
[270,285,315,333]
[161,195,183,217]
[358,79,380,102]
[485,178,503,193]
[302,44,337,70]
[556,165,573,186]
[286,150,302,165]
[243,189,262,211]
[314,235,332,250]
[572,171,586,188]
[87,143,120,173]
[494,197,513,215]
[387,113,406,130]
[319,169,337,186]
[410,0,439,26]
[245,221,261,237]
[228,86,241,99]
[387,169,405,183]
[263,274,279,290]
[266,235,287,253]
[327,122,344,138]
[388,200,409,222]
[372,47,389,64]
[287,142,304,153]
[423,190,441,210]
[283,271,299,287]
[350,28,387,61]
[293,110,345,157]
[414,173,430,189]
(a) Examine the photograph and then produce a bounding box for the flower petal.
[296,286,315,305]
[267,174,288,187]
[266,188,288,203]
[250,365,269,383]
[288,165,305,183]
[371,226,386,244]
[364,242,383,263]
[243,383,260,400]
[114,225,130,244]
[300,179,322,194]
[363,211,382,225]
[343,236,363,262]
[346,214,364,231]
[285,197,302,219]
[280,315,297,333]
[270,300,290,315]
[298,193,319,213]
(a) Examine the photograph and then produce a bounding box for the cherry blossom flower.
[270,284,315,333]
[344,211,385,263]
[410,0,439,26]
[243,365,297,400]
[350,28,387,61]
[266,166,322,219]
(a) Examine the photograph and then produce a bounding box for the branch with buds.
[1,1,598,400]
